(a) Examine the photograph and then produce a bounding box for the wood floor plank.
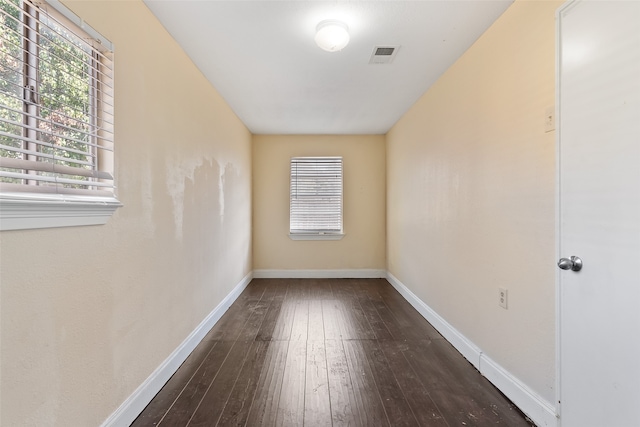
[348,278,372,299]
[130,339,217,426]
[321,300,342,340]
[307,279,335,299]
[241,280,268,300]
[284,279,310,300]
[187,340,253,427]
[426,339,533,426]
[378,286,443,340]
[237,301,270,341]
[216,341,270,427]
[257,279,288,303]
[330,300,371,340]
[271,299,296,341]
[342,340,389,426]
[355,279,382,301]
[370,286,439,342]
[378,340,448,426]
[334,300,356,340]
[357,298,393,341]
[304,340,332,427]
[307,300,324,340]
[245,340,289,426]
[345,299,377,340]
[233,282,267,307]
[331,279,357,299]
[270,281,290,302]
[206,305,246,341]
[325,339,359,426]
[370,299,411,341]
[360,339,419,426]
[158,341,233,425]
[289,300,309,341]
[206,286,267,342]
[255,300,283,341]
[213,300,266,342]
[276,340,307,426]
[402,339,533,426]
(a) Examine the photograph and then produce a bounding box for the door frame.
[554,2,571,424]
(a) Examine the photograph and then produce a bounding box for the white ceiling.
[143,1,514,135]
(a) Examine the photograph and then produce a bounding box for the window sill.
[0,192,122,231]
[289,233,345,241]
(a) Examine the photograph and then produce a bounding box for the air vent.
[369,45,400,64]
[375,47,395,56]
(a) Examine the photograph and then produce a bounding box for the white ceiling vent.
[369,45,400,64]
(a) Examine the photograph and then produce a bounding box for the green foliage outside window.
[0,0,22,167]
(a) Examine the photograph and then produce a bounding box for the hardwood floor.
[131,279,534,426]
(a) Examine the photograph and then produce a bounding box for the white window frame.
[289,156,344,241]
[0,0,120,231]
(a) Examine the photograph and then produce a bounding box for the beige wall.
[387,0,560,404]
[253,135,385,272]
[0,1,252,425]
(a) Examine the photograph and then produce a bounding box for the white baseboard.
[480,355,558,427]
[386,272,558,427]
[385,272,481,368]
[100,271,253,427]
[253,269,386,279]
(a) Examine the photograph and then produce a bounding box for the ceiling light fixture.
[315,20,349,52]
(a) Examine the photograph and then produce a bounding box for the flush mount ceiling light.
[315,20,350,52]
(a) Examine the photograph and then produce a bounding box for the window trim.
[0,0,120,231]
[288,232,345,241]
[0,191,121,231]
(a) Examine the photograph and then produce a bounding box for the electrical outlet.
[499,288,508,309]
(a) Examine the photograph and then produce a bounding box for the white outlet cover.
[499,287,508,309]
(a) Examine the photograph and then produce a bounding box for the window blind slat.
[0,180,114,196]
[0,143,95,167]
[0,106,115,144]
[0,156,112,179]
[0,122,114,152]
[0,133,99,160]
[0,170,114,187]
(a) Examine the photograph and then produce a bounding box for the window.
[0,0,119,231]
[289,156,344,240]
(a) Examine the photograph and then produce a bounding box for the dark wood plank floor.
[131,279,534,427]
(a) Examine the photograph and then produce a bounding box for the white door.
[557,1,640,426]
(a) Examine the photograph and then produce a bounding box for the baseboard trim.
[253,269,386,279]
[385,272,482,368]
[386,272,558,427]
[480,354,558,427]
[100,271,253,427]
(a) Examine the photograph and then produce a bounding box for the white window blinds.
[0,0,115,196]
[290,156,343,234]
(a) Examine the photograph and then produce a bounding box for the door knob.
[558,256,583,272]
